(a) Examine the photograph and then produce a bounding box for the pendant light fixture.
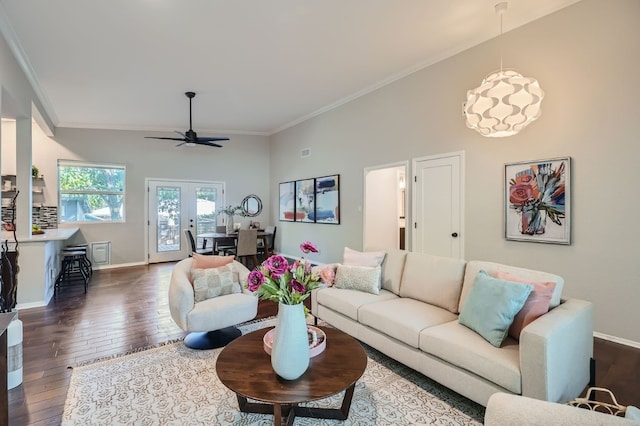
[464,2,544,137]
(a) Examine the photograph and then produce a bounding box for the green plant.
[32,165,39,178]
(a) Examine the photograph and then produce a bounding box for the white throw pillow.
[334,264,382,294]
[192,264,241,302]
[343,247,386,267]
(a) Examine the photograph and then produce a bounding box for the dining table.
[197,231,273,258]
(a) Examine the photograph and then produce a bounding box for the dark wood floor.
[7,262,640,425]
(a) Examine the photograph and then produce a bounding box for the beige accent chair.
[485,392,639,425]
[168,257,258,349]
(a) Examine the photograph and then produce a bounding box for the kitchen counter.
[2,227,80,309]
[1,227,78,243]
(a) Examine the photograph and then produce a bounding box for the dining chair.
[224,229,259,269]
[257,225,276,259]
[184,229,213,256]
[214,225,235,254]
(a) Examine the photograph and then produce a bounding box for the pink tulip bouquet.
[247,241,321,305]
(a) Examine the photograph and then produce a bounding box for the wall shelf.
[1,174,46,204]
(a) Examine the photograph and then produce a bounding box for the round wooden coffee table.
[216,326,367,426]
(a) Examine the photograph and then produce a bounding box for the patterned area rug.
[62,319,484,425]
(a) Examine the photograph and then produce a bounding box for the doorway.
[412,152,464,258]
[363,162,408,251]
[147,179,224,263]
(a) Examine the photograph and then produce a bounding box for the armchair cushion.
[191,253,235,269]
[192,264,241,302]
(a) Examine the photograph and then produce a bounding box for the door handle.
[451,232,458,238]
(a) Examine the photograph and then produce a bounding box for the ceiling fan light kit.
[145,91,230,148]
[464,2,544,138]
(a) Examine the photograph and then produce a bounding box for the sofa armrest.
[168,258,196,330]
[485,393,636,426]
[520,298,594,402]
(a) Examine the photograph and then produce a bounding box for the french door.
[147,179,224,263]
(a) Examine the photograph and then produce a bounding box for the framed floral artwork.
[505,157,571,244]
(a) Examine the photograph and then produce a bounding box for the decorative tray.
[263,325,326,358]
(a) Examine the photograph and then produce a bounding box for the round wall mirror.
[241,194,262,217]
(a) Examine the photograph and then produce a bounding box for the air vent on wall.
[301,148,311,158]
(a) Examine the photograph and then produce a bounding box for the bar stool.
[54,250,89,295]
[64,243,93,279]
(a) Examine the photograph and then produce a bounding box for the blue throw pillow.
[459,270,533,347]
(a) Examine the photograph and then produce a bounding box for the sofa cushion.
[343,247,386,267]
[458,271,532,347]
[380,249,407,294]
[191,264,241,302]
[334,264,382,294]
[459,261,564,313]
[314,287,397,321]
[496,271,556,340]
[420,320,522,394]
[399,252,466,313]
[359,298,457,348]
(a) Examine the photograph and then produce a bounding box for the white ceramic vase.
[226,214,234,234]
[271,302,309,380]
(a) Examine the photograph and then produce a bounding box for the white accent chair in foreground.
[168,257,258,349]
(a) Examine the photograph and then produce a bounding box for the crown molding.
[56,121,270,137]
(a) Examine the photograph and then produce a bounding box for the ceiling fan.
[145,91,229,147]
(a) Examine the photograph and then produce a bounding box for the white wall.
[36,127,270,265]
[270,0,640,343]
[3,121,271,265]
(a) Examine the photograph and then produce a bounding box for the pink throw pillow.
[319,266,336,286]
[343,247,386,267]
[192,254,235,269]
[496,271,556,340]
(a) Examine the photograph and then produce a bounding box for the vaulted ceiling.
[0,0,580,136]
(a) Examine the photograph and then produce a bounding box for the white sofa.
[311,249,593,407]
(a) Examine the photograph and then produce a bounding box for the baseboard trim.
[16,301,47,310]
[593,332,640,349]
[93,261,147,271]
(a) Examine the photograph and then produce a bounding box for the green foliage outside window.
[58,161,125,223]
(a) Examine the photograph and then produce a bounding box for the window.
[58,160,125,223]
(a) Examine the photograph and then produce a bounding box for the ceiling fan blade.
[195,140,223,148]
[145,92,229,148]
[197,137,230,142]
[145,136,187,141]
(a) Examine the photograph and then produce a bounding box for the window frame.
[57,159,126,224]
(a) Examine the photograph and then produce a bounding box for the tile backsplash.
[2,206,58,229]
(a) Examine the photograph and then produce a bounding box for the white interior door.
[412,152,464,258]
[147,179,224,263]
